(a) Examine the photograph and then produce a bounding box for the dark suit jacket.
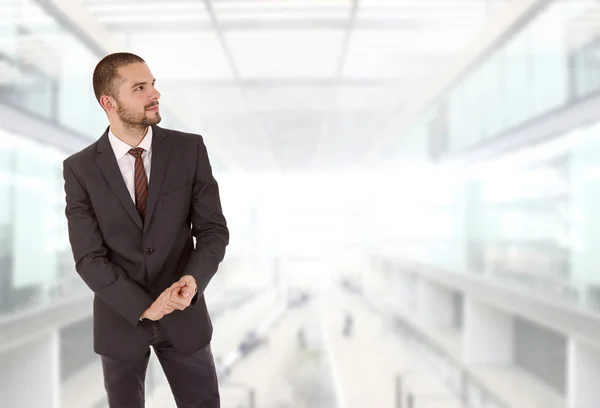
[63,125,229,360]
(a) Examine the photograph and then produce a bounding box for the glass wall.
[391,0,600,314]
[572,34,600,99]
[0,0,106,316]
[445,0,572,152]
[394,118,600,313]
[0,127,81,317]
[467,153,572,299]
[415,0,600,158]
[0,0,106,136]
[0,0,201,318]
[459,118,600,312]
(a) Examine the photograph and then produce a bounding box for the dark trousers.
[101,320,220,408]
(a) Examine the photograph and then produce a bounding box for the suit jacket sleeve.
[63,160,154,326]
[184,136,229,301]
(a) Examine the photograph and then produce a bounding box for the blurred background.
[2,0,600,407]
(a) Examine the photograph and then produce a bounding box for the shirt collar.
[108,126,153,160]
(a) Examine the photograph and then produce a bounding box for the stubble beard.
[116,99,161,134]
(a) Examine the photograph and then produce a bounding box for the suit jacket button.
[145,248,154,255]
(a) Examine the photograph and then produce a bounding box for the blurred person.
[343,312,353,337]
[297,327,307,349]
[63,52,229,408]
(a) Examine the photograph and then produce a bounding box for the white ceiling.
[80,0,513,172]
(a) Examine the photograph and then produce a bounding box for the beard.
[116,99,161,130]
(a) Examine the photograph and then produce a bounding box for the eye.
[135,86,143,91]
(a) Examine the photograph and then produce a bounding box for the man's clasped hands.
[141,275,198,321]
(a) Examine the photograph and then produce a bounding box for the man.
[63,52,229,408]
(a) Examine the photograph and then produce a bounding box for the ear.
[100,95,116,112]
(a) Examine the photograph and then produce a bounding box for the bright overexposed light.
[87,2,207,14]
[96,12,210,23]
[225,30,344,78]
[218,10,350,21]
[214,1,352,12]
[470,126,591,180]
[130,32,235,80]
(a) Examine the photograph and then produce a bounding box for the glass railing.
[0,0,185,139]
[0,127,76,318]
[0,51,56,120]
[0,0,107,136]
[395,320,511,408]
[404,0,600,159]
[354,286,513,408]
[376,116,600,315]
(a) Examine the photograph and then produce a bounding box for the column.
[463,298,514,364]
[567,337,600,408]
[397,271,417,311]
[416,279,454,327]
[0,331,60,408]
[570,128,600,309]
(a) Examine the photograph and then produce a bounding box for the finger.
[166,293,186,305]
[171,287,194,301]
[181,279,197,293]
[176,283,195,297]
[166,300,186,311]
[169,291,192,307]
[177,288,193,298]
[160,301,177,314]
[163,291,181,304]
[158,295,178,312]
[165,295,188,309]
[167,299,188,307]
[160,282,183,297]
[161,304,185,314]
[171,280,186,289]
[183,279,197,292]
[177,280,190,289]
[169,287,186,299]
[158,288,174,299]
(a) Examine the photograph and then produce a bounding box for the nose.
[150,87,161,101]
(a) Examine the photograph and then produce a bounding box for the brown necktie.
[128,147,148,220]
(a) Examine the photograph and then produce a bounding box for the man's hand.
[141,281,184,321]
[166,275,198,311]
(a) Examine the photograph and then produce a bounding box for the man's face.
[113,62,161,127]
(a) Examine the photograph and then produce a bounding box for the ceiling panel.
[159,85,247,114]
[84,1,210,24]
[212,0,352,12]
[76,0,513,171]
[244,86,337,111]
[336,84,412,110]
[85,2,207,13]
[129,32,235,80]
[225,30,345,78]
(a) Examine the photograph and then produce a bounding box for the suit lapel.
[143,125,171,233]
[94,128,143,230]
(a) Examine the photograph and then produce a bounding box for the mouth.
[146,104,159,112]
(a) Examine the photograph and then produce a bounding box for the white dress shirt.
[108,126,153,203]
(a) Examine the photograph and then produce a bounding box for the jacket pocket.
[159,182,190,201]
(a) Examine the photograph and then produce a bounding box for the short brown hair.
[92,52,145,104]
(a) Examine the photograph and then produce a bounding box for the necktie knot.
[128,147,144,159]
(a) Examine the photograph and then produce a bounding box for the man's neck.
[110,122,148,148]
